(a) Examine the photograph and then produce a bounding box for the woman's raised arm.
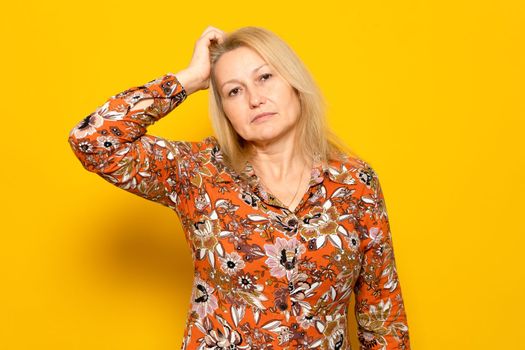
[68,72,192,209]
[67,26,226,210]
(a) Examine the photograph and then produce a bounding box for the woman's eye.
[228,88,240,97]
[226,74,271,97]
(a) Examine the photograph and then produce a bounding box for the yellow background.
[1,0,523,349]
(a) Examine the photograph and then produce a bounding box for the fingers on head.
[202,26,226,43]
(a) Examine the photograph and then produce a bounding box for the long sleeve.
[68,73,191,210]
[353,165,411,350]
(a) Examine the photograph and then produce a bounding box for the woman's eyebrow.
[220,64,269,89]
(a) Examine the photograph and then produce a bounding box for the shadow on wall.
[77,202,194,295]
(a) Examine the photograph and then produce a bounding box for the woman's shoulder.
[325,149,379,189]
[166,135,218,155]
[180,135,225,168]
[327,147,370,173]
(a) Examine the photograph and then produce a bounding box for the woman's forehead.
[214,47,269,82]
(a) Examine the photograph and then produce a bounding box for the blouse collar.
[207,136,359,187]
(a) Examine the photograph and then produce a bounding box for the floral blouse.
[68,73,410,350]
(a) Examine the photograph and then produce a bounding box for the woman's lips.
[251,112,276,123]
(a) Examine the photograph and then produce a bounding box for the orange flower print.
[191,277,219,319]
[71,113,103,139]
[219,252,246,275]
[264,237,307,279]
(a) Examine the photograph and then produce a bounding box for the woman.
[68,26,410,350]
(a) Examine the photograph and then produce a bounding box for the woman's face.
[213,46,301,146]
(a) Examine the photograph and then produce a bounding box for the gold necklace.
[255,160,308,209]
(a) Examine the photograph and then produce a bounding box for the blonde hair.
[208,26,357,173]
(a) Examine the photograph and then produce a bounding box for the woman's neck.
[249,134,310,183]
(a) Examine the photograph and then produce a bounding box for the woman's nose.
[249,90,266,108]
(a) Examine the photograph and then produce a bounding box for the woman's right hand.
[175,26,226,95]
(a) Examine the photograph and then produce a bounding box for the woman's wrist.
[174,69,202,96]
